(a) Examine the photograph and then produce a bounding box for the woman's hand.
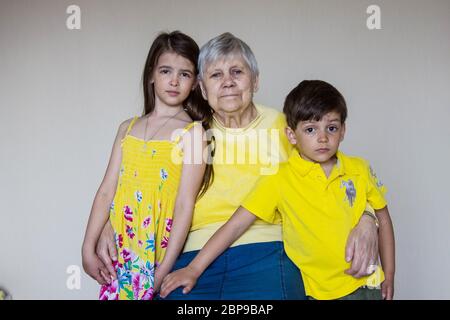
[344,214,379,278]
[159,265,199,298]
[96,220,118,280]
[82,248,112,285]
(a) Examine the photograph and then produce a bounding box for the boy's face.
[285,111,346,164]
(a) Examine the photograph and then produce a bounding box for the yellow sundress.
[99,117,197,300]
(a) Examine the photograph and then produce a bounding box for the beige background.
[1,0,449,299]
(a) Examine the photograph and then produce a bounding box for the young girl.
[82,31,213,300]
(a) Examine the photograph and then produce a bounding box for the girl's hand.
[96,220,118,280]
[381,278,394,300]
[159,266,199,298]
[153,264,170,294]
[82,249,112,285]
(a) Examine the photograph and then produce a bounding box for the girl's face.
[151,51,197,108]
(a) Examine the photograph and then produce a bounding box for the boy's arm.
[81,119,129,284]
[159,206,257,298]
[376,206,396,299]
[154,124,206,292]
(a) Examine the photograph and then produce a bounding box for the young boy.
[159,80,395,300]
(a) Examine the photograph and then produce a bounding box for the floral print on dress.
[126,225,135,239]
[142,216,151,229]
[124,206,133,222]
[141,288,154,300]
[115,233,123,249]
[161,236,169,248]
[99,118,196,300]
[159,169,168,191]
[99,279,119,300]
[104,254,156,300]
[160,168,168,180]
[135,190,143,203]
[121,248,133,263]
[165,218,173,232]
[145,233,155,252]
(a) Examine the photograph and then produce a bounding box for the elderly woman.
[96,33,379,299]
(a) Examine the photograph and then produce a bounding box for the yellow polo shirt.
[242,149,387,300]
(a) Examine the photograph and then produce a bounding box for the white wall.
[1,0,449,299]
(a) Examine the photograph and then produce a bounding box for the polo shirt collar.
[331,151,345,180]
[288,149,348,178]
[288,149,319,176]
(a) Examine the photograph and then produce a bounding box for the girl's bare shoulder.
[119,117,135,130]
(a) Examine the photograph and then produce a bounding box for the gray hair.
[198,32,259,81]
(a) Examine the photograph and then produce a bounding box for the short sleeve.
[241,174,280,224]
[364,161,388,210]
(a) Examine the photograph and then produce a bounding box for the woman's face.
[200,55,258,114]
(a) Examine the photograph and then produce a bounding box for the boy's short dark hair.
[283,80,347,129]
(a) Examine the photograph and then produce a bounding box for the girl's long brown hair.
[142,31,214,198]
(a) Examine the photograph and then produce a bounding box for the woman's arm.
[153,124,207,291]
[81,119,129,285]
[344,204,380,278]
[376,206,395,299]
[159,206,257,298]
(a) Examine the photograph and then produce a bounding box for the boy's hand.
[82,249,112,285]
[159,265,199,298]
[381,278,394,300]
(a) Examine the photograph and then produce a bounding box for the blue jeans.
[161,241,306,300]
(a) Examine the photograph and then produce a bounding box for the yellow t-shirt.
[242,149,387,300]
[183,104,292,252]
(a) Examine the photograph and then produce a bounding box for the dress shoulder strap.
[173,121,200,144]
[125,116,139,136]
